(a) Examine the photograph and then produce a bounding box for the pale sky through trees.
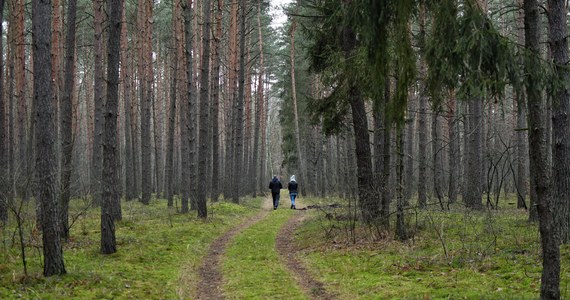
[270,0,292,28]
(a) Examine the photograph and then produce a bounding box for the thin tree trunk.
[0,0,7,225]
[232,0,247,203]
[92,0,104,206]
[197,0,211,218]
[165,47,177,207]
[60,0,78,240]
[101,0,123,254]
[120,0,136,201]
[139,0,153,205]
[396,125,407,240]
[210,0,223,202]
[182,0,196,213]
[33,0,66,275]
[432,108,444,210]
[404,87,415,202]
[15,0,26,199]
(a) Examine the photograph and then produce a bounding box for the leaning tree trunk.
[197,0,211,218]
[32,0,66,275]
[343,25,376,224]
[60,0,78,240]
[101,0,123,254]
[526,0,560,297]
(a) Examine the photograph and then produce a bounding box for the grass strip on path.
[223,200,306,299]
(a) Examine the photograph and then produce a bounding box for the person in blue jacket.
[268,175,283,210]
[288,175,298,209]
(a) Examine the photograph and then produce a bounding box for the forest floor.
[1,194,569,299]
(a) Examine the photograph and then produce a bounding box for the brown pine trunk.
[60,0,78,240]
[182,0,195,213]
[417,1,427,209]
[33,0,66,275]
[447,89,459,204]
[101,0,123,254]
[15,0,27,199]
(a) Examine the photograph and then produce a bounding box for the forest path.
[275,207,336,300]
[195,198,273,299]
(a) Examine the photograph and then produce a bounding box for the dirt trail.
[195,199,272,300]
[275,211,336,300]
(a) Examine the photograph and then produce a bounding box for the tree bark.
[210,0,223,202]
[120,0,136,201]
[525,0,560,297]
[342,24,376,224]
[447,89,459,204]
[0,0,7,225]
[139,0,153,205]
[232,0,247,203]
[33,0,66,275]
[432,107,444,210]
[464,97,483,210]
[548,0,570,245]
[197,0,211,218]
[60,0,78,240]
[182,0,196,213]
[92,0,104,206]
[101,0,123,254]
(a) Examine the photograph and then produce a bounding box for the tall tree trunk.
[33,0,66,275]
[515,0,529,210]
[92,0,104,206]
[60,0,78,240]
[101,0,123,254]
[525,0,560,296]
[15,0,26,199]
[225,0,238,199]
[165,47,177,207]
[548,0,570,245]
[120,0,136,201]
[197,0,211,218]
[417,1,427,209]
[139,0,153,205]
[290,15,307,195]
[232,0,247,203]
[0,0,7,225]
[251,0,263,198]
[182,0,196,213]
[210,0,223,202]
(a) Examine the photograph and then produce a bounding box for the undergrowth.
[296,195,570,299]
[0,195,263,299]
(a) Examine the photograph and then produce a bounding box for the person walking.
[288,175,298,209]
[269,175,283,210]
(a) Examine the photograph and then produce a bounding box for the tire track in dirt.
[195,199,272,300]
[275,211,336,300]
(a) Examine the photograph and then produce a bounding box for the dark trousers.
[272,192,280,208]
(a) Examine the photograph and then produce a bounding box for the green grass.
[295,195,570,299]
[0,196,263,299]
[223,197,306,299]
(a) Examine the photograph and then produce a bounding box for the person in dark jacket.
[288,175,298,209]
[268,175,283,210]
